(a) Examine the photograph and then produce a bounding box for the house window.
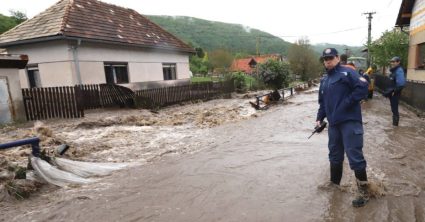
[417,43,425,69]
[104,62,129,84]
[163,63,176,80]
[27,65,41,88]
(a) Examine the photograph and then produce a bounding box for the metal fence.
[374,74,425,112]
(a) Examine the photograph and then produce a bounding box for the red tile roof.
[230,54,284,74]
[0,0,194,53]
[230,58,256,74]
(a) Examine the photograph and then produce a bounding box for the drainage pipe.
[0,137,40,157]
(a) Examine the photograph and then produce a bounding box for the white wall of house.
[7,40,74,87]
[0,69,25,122]
[6,40,191,87]
[76,42,191,83]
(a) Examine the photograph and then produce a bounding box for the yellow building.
[396,0,425,81]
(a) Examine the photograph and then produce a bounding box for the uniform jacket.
[317,63,369,126]
[389,65,406,93]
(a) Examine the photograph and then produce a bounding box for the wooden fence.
[22,81,234,121]
[135,81,233,107]
[22,86,83,120]
[77,84,135,110]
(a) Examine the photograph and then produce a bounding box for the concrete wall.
[0,69,25,122]
[7,40,191,87]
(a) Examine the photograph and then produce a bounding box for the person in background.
[340,54,348,65]
[359,69,369,101]
[388,56,406,126]
[365,67,374,99]
[316,48,370,207]
[347,62,356,70]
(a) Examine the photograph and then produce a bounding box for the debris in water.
[52,157,128,178]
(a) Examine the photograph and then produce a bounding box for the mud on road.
[1,89,425,221]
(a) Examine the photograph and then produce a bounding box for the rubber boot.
[330,163,343,185]
[352,169,369,207]
[392,116,399,126]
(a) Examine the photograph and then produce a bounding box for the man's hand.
[316,121,322,128]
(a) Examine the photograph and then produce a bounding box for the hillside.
[312,43,364,57]
[147,15,292,56]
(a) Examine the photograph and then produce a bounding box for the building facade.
[0,0,194,88]
[396,0,425,81]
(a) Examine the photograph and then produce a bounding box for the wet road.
[3,90,425,221]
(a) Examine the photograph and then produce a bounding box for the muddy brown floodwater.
[1,89,425,221]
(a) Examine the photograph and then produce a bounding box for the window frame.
[416,43,425,70]
[162,63,177,80]
[26,65,41,88]
[104,62,129,84]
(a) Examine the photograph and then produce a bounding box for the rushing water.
[2,90,425,221]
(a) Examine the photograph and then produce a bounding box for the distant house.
[0,0,194,88]
[396,0,425,81]
[230,54,284,75]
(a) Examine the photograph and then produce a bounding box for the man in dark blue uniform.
[388,56,406,126]
[316,48,370,207]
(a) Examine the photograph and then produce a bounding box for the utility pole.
[363,11,376,68]
[256,36,260,56]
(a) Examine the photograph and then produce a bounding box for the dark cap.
[322,48,338,58]
[390,56,400,62]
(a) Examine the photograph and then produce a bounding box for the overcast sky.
[1,0,402,46]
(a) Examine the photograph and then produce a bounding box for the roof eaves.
[395,0,415,27]
[0,35,65,48]
[63,36,195,53]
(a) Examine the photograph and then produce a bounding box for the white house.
[0,0,194,88]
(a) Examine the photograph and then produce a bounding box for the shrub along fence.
[374,74,425,112]
[22,81,235,121]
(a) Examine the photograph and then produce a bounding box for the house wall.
[6,40,75,87]
[0,69,25,122]
[406,0,425,81]
[76,42,191,83]
[407,31,425,81]
[7,40,191,87]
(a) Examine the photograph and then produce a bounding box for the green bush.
[258,60,291,90]
[230,72,246,91]
[228,72,266,92]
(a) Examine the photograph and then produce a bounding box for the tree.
[189,47,209,76]
[369,28,409,69]
[258,59,291,90]
[287,38,322,81]
[189,55,208,75]
[9,10,27,23]
[208,49,234,72]
[0,10,27,34]
[195,47,205,58]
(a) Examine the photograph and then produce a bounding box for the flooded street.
[2,89,425,221]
